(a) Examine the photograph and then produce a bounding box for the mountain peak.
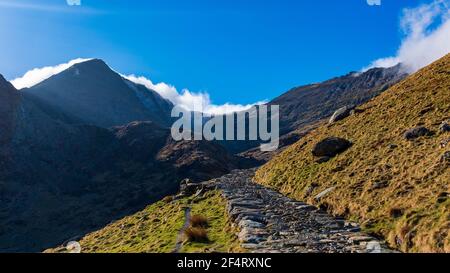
[0,74,17,93]
[24,58,173,128]
[74,58,108,67]
[68,58,113,75]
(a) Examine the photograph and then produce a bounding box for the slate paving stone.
[211,168,392,253]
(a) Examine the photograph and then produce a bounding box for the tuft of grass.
[190,215,209,228]
[184,227,209,243]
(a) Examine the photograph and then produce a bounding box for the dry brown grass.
[162,195,174,203]
[184,227,209,243]
[190,215,209,228]
[255,54,450,253]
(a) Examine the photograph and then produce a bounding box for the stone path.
[173,207,191,253]
[212,169,392,253]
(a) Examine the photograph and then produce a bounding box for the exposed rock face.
[329,106,355,124]
[312,137,352,157]
[23,59,174,128]
[403,126,433,140]
[157,138,257,182]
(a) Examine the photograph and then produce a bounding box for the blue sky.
[0,0,447,109]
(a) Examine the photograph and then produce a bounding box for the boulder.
[329,106,355,124]
[315,156,331,164]
[312,137,352,157]
[178,179,215,197]
[437,192,448,204]
[388,144,398,150]
[439,122,450,133]
[441,151,450,163]
[403,126,433,140]
[371,181,389,190]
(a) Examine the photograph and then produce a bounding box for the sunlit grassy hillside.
[46,190,241,253]
[255,54,450,253]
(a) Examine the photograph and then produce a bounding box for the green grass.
[181,191,242,253]
[46,190,242,253]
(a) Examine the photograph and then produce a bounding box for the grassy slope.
[46,190,241,253]
[255,54,450,253]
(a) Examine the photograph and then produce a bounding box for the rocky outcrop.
[312,137,352,157]
[329,106,354,124]
[178,179,217,198]
[403,126,433,140]
[212,169,391,253]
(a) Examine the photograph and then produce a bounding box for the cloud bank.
[10,59,263,115]
[124,74,265,115]
[11,58,92,89]
[365,0,450,72]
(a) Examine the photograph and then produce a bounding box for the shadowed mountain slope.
[23,59,173,128]
[0,76,250,252]
[270,64,407,135]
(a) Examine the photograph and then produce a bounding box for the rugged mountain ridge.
[271,64,407,135]
[222,64,407,154]
[23,59,174,128]
[255,54,450,252]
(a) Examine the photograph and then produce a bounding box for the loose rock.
[329,106,355,124]
[314,187,336,200]
[312,137,352,157]
[439,122,450,133]
[403,126,433,140]
[441,151,450,163]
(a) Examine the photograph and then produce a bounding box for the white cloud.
[364,0,450,72]
[10,58,263,115]
[11,58,92,89]
[124,74,265,115]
